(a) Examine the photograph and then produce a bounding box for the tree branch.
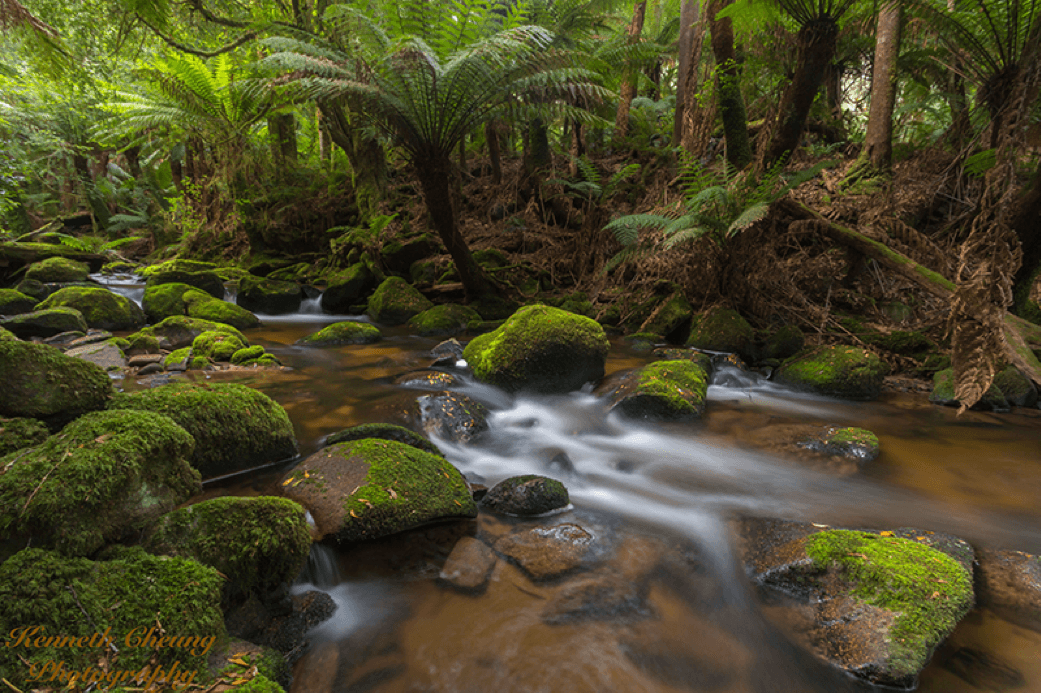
[184,0,251,28]
[137,16,256,57]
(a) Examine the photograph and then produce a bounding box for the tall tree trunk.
[269,112,298,170]
[316,107,332,162]
[319,100,387,215]
[708,0,752,168]
[765,17,839,166]
[524,118,551,177]
[485,120,502,185]
[673,0,701,147]
[415,156,497,300]
[861,1,902,173]
[614,1,647,143]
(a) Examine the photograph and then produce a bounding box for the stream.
[103,276,1041,693]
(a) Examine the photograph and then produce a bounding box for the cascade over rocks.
[463,304,610,394]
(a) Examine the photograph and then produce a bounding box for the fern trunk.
[708,0,752,169]
[765,18,838,166]
[319,101,387,215]
[486,121,502,185]
[415,156,496,300]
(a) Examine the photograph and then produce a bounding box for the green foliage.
[549,155,640,203]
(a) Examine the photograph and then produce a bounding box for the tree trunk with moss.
[319,100,387,216]
[614,1,647,143]
[708,0,751,169]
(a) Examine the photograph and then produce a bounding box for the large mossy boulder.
[147,497,311,603]
[774,345,890,400]
[638,291,693,341]
[0,546,224,690]
[0,416,49,456]
[142,281,194,322]
[281,439,476,543]
[0,341,112,427]
[38,286,145,331]
[380,233,441,274]
[319,263,374,314]
[325,423,443,456]
[366,276,434,325]
[0,288,38,315]
[610,359,709,421]
[24,256,90,283]
[193,330,248,361]
[685,307,755,360]
[141,258,218,277]
[107,382,297,479]
[0,306,88,339]
[237,274,303,315]
[296,320,382,347]
[740,520,974,688]
[0,409,200,556]
[146,268,226,299]
[0,324,17,342]
[462,304,610,394]
[135,316,247,350]
[408,303,480,337]
[183,289,262,330]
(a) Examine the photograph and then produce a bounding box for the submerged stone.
[439,536,498,591]
[0,341,112,427]
[0,409,200,556]
[38,286,145,331]
[494,523,594,580]
[541,573,649,625]
[462,304,610,394]
[775,345,890,400]
[481,475,570,517]
[280,439,476,543]
[976,549,1041,632]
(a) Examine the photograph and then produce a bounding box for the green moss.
[827,427,878,448]
[193,330,248,361]
[992,365,1038,408]
[473,248,509,268]
[559,291,595,318]
[470,294,519,320]
[238,354,281,367]
[100,260,140,275]
[141,259,218,278]
[164,347,207,370]
[366,277,434,325]
[0,324,17,342]
[38,286,146,331]
[0,416,49,456]
[138,316,246,350]
[0,288,38,315]
[625,331,661,351]
[863,330,935,357]
[0,341,112,425]
[776,345,890,400]
[326,423,444,457]
[408,304,480,336]
[805,530,974,679]
[0,306,88,339]
[14,278,49,301]
[0,410,199,556]
[147,497,310,601]
[929,368,1008,410]
[124,332,160,354]
[25,256,90,283]
[0,546,225,690]
[462,304,610,394]
[762,325,805,361]
[107,382,297,479]
[685,307,754,359]
[183,289,261,330]
[237,274,301,314]
[298,320,382,346]
[231,345,265,364]
[615,359,708,420]
[142,282,193,322]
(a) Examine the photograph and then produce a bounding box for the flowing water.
[104,276,1041,693]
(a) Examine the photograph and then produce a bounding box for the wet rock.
[137,362,164,375]
[320,263,375,314]
[142,282,195,322]
[146,268,226,299]
[494,523,594,580]
[463,304,610,394]
[481,475,570,517]
[0,410,200,556]
[992,365,1038,408]
[325,423,444,457]
[40,329,86,346]
[685,307,755,361]
[609,359,709,422]
[37,286,145,331]
[976,549,1041,631]
[297,320,382,346]
[65,339,126,372]
[395,370,459,389]
[737,518,975,688]
[367,277,434,325]
[651,347,713,373]
[761,324,805,361]
[775,345,890,400]
[128,353,164,367]
[108,382,297,479]
[439,536,498,591]
[414,390,489,443]
[0,340,112,427]
[942,647,1025,690]
[0,306,88,339]
[0,416,49,456]
[137,315,248,350]
[280,439,476,543]
[237,274,303,315]
[66,329,113,348]
[929,367,1009,411]
[431,338,465,361]
[800,426,880,464]
[183,288,261,330]
[147,496,312,605]
[0,288,38,315]
[24,256,90,283]
[542,573,649,625]
[408,303,480,337]
[638,291,693,341]
[225,589,336,666]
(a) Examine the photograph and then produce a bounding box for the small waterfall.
[298,541,341,588]
[90,273,145,307]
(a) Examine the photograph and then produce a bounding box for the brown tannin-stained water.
[121,304,1041,693]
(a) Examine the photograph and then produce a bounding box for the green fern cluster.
[549,155,640,203]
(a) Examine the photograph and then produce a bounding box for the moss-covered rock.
[183,289,262,330]
[281,439,476,542]
[0,410,200,556]
[761,325,805,361]
[462,304,610,394]
[408,304,480,337]
[639,291,693,341]
[326,423,443,456]
[802,426,881,463]
[0,288,38,315]
[0,341,112,427]
[141,259,218,277]
[100,260,140,274]
[0,306,88,339]
[685,307,755,360]
[558,291,595,318]
[0,416,49,456]
[146,269,225,299]
[231,345,265,364]
[297,320,382,347]
[481,475,569,517]
[381,233,441,274]
[108,382,298,479]
[237,274,302,315]
[142,281,194,322]
[147,497,310,603]
[610,359,709,421]
[124,331,160,354]
[992,365,1038,408]
[193,330,248,361]
[24,256,90,283]
[320,263,375,314]
[14,277,50,301]
[863,330,935,357]
[775,345,890,400]
[137,316,247,350]
[366,276,434,325]
[38,286,146,331]
[0,546,225,690]
[0,324,17,342]
[928,368,1009,411]
[470,294,519,321]
[163,347,209,371]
